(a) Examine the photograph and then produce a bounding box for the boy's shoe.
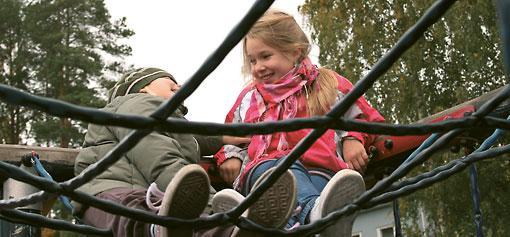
[212,188,246,214]
[309,169,365,237]
[211,188,246,237]
[212,168,297,237]
[157,164,210,237]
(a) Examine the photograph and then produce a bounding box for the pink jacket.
[214,73,384,188]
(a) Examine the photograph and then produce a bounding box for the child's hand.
[222,136,251,146]
[342,139,369,173]
[219,158,242,186]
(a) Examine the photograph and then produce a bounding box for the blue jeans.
[245,159,330,228]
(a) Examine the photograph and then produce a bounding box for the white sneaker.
[212,188,246,214]
[211,189,246,237]
[309,169,365,237]
[157,164,210,237]
[212,168,297,237]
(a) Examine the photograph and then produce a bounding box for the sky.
[103,0,317,123]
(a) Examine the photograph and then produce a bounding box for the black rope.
[4,83,507,136]
[367,144,510,206]
[393,199,402,237]
[0,208,111,236]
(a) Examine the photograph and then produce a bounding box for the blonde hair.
[242,9,338,116]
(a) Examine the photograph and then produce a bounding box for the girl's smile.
[245,37,300,83]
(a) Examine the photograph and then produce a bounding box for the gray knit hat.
[108,67,176,103]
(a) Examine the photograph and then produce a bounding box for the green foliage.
[24,0,134,148]
[301,0,505,123]
[0,0,37,143]
[0,0,134,147]
[301,0,508,235]
[31,115,85,147]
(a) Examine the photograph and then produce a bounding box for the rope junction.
[0,0,509,236]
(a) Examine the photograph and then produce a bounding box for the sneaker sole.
[319,169,365,237]
[237,168,297,237]
[211,189,246,237]
[159,164,210,237]
[212,189,245,214]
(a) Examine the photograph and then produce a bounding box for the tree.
[300,0,508,235]
[301,0,505,122]
[0,0,36,144]
[24,0,134,147]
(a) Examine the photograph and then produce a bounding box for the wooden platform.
[0,144,77,182]
[0,144,225,187]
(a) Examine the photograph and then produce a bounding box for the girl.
[213,9,385,237]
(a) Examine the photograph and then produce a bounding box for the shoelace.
[146,182,165,211]
[286,221,301,231]
[285,205,303,230]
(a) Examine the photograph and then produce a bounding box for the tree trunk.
[59,117,70,148]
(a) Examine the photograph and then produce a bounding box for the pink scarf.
[245,57,319,160]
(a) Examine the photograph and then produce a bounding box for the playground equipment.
[1,85,509,236]
[0,0,509,236]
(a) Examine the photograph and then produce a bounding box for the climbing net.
[0,0,509,236]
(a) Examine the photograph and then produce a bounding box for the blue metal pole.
[469,164,484,237]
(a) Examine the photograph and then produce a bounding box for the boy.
[74,67,249,237]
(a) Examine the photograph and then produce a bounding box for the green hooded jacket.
[74,93,222,197]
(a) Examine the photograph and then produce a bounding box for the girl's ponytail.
[307,68,338,116]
